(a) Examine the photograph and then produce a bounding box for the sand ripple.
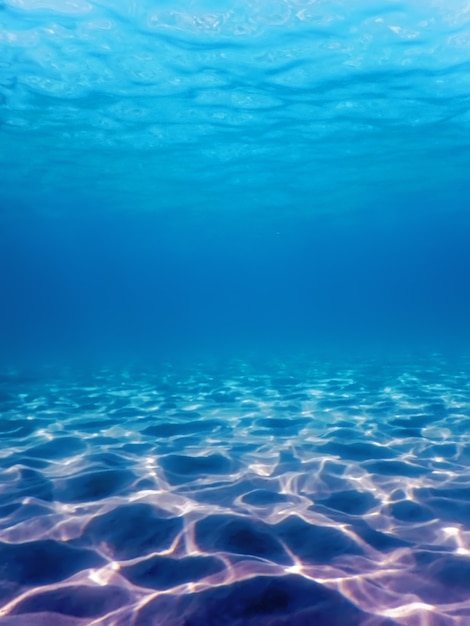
[0,355,469,624]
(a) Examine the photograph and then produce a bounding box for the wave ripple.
[2,1,470,215]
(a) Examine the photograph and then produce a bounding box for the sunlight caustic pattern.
[0,356,469,625]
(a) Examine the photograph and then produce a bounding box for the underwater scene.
[1,0,470,624]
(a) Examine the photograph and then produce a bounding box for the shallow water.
[1,0,470,624]
[0,356,469,625]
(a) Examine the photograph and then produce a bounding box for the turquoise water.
[1,1,470,624]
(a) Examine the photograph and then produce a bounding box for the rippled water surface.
[0,356,469,625]
[2,0,470,215]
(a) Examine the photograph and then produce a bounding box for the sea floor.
[0,355,469,625]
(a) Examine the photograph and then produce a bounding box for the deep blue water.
[1,1,470,624]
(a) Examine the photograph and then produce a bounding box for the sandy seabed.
[0,356,469,625]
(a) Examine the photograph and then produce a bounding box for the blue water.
[1,1,470,624]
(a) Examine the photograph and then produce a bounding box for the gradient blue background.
[1,202,469,365]
[1,0,470,367]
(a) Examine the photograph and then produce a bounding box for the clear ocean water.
[1,1,470,624]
